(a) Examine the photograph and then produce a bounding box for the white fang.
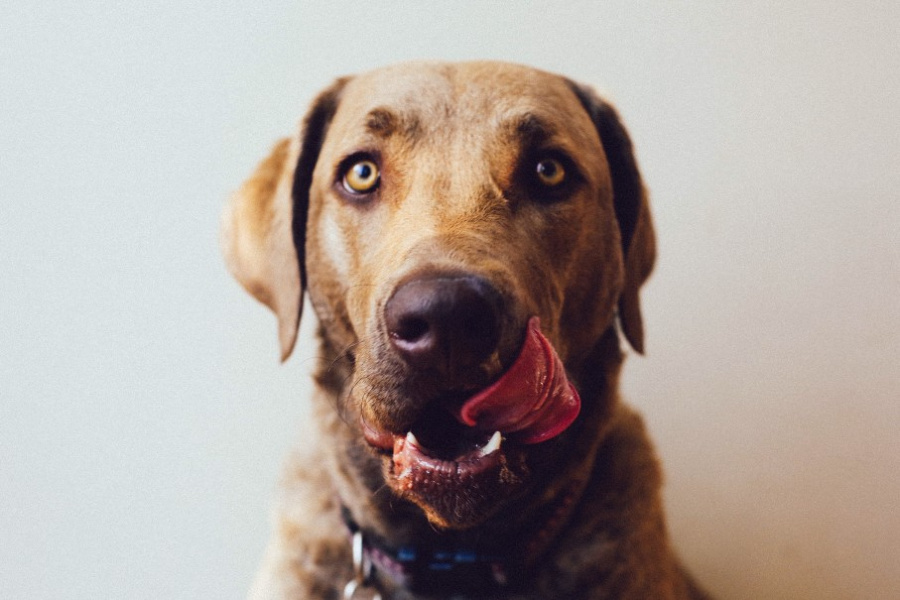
[479,431,503,456]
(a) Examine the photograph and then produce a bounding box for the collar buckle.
[343,531,382,600]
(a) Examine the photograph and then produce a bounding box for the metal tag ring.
[351,531,373,582]
[344,532,380,599]
[343,578,382,600]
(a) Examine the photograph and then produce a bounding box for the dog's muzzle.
[362,314,581,526]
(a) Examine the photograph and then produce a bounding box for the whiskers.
[334,375,374,427]
[330,338,363,372]
[322,336,373,427]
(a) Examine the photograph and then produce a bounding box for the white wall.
[2,1,897,598]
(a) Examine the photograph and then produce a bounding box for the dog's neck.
[339,471,590,596]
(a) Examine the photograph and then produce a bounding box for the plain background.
[2,1,898,598]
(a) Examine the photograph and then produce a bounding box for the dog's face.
[223,62,655,530]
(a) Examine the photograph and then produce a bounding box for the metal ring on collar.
[343,579,382,600]
[344,531,380,599]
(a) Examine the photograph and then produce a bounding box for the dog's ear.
[567,82,657,354]
[221,80,345,361]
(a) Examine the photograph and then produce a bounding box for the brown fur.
[223,61,710,599]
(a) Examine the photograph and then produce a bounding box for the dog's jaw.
[360,403,530,529]
[391,430,525,529]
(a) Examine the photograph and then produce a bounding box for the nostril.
[391,316,430,343]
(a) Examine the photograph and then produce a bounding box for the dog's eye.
[343,159,380,194]
[535,158,566,187]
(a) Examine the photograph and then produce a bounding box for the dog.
[222,61,710,599]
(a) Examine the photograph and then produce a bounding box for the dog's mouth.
[400,399,503,460]
[361,317,581,527]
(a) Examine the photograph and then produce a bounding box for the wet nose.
[384,275,502,375]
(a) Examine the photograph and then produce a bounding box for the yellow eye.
[535,158,566,186]
[343,159,380,193]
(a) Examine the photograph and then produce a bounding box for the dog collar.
[339,478,585,597]
[340,506,519,596]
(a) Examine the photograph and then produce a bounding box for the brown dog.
[222,61,710,599]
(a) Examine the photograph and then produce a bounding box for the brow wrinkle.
[365,107,421,140]
[505,112,556,146]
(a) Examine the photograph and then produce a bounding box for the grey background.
[2,1,898,598]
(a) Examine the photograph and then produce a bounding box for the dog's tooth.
[405,431,419,448]
[480,431,502,456]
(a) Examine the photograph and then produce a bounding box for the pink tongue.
[454,317,580,444]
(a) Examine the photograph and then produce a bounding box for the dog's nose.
[384,275,502,375]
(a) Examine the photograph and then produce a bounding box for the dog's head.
[222,62,655,530]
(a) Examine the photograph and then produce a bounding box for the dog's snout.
[384,275,502,375]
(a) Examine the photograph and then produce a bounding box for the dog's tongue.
[455,317,580,444]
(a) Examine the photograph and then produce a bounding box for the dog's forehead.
[328,62,598,147]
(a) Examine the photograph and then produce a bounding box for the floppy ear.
[221,81,345,361]
[568,82,657,354]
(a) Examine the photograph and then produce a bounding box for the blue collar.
[340,506,522,596]
[339,477,585,597]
